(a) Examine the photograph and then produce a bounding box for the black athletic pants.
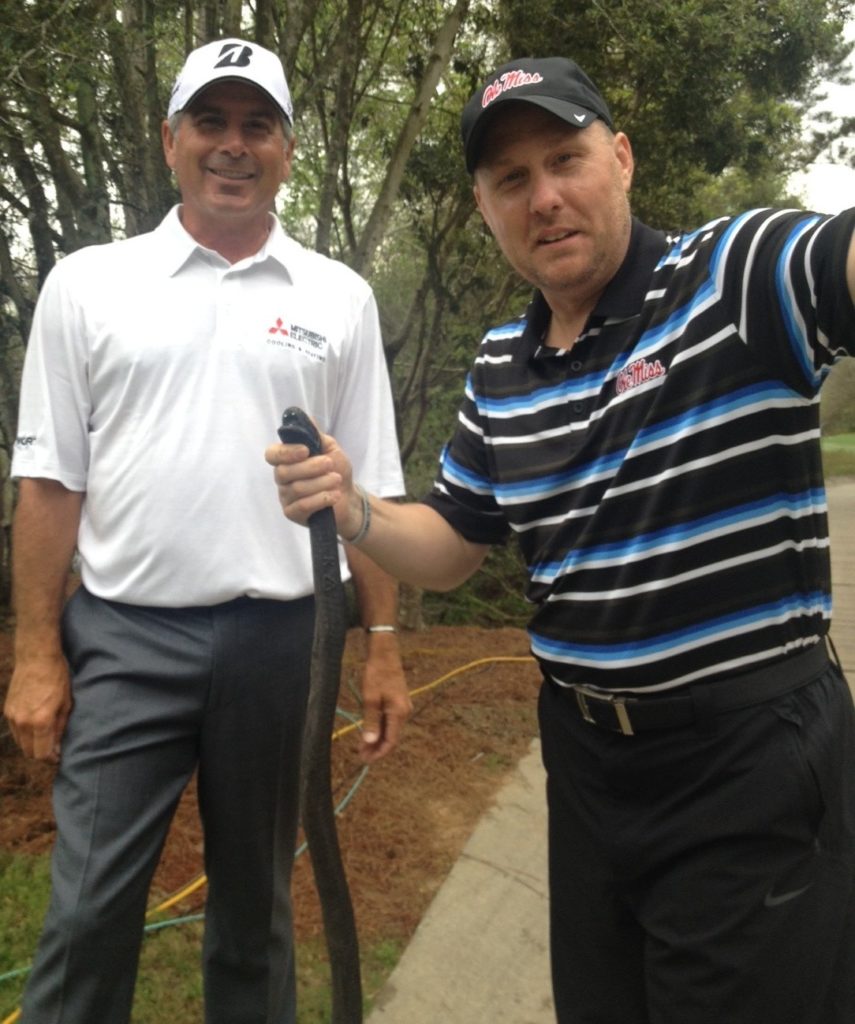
[539,656,855,1024]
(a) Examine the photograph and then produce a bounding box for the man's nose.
[220,124,248,156]
[529,171,562,214]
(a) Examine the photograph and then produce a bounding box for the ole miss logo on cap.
[482,69,544,109]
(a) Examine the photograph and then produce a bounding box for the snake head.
[278,407,323,456]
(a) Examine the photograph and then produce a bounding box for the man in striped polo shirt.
[269,57,855,1023]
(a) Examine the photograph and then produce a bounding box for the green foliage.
[1,0,853,617]
[496,0,852,226]
[423,543,531,627]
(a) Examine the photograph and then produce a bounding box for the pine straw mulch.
[0,623,541,948]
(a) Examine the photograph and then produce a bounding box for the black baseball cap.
[461,57,614,174]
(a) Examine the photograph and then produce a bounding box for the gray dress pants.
[21,587,315,1024]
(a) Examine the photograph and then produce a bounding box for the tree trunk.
[0,114,57,289]
[352,0,469,276]
[107,1,171,234]
[314,0,363,256]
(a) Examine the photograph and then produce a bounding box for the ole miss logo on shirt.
[616,357,666,395]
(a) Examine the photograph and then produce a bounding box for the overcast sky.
[789,17,855,214]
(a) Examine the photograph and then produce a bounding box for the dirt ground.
[0,621,541,948]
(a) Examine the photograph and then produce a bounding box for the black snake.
[278,407,362,1023]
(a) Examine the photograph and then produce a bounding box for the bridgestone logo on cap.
[482,70,544,108]
[214,43,253,69]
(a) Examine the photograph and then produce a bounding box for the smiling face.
[162,81,294,259]
[473,104,633,317]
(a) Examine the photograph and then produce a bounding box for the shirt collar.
[521,217,670,355]
[591,217,669,319]
[157,206,295,281]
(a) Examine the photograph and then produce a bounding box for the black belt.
[560,642,831,737]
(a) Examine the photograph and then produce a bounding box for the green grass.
[823,433,855,477]
[823,432,855,452]
[294,935,405,1023]
[0,850,403,1023]
[133,923,205,1022]
[0,851,51,1021]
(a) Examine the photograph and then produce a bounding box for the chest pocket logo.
[616,357,666,395]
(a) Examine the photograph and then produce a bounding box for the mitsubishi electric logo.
[267,316,328,363]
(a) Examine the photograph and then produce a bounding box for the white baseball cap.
[167,38,293,123]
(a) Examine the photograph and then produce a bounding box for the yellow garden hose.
[144,657,535,920]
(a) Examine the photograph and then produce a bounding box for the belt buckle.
[574,686,635,736]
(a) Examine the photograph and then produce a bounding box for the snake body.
[278,407,362,1023]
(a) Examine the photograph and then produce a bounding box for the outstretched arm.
[265,433,490,592]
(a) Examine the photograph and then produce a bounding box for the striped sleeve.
[713,208,855,394]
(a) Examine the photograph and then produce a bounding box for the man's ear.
[613,131,634,193]
[472,181,493,234]
[280,134,297,185]
[162,119,177,171]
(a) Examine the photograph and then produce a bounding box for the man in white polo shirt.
[4,38,410,1024]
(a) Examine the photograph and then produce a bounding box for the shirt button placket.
[570,358,585,415]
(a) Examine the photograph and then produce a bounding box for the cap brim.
[465,96,602,174]
[171,76,291,122]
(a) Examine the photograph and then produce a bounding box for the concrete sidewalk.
[366,479,855,1024]
[366,738,554,1023]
